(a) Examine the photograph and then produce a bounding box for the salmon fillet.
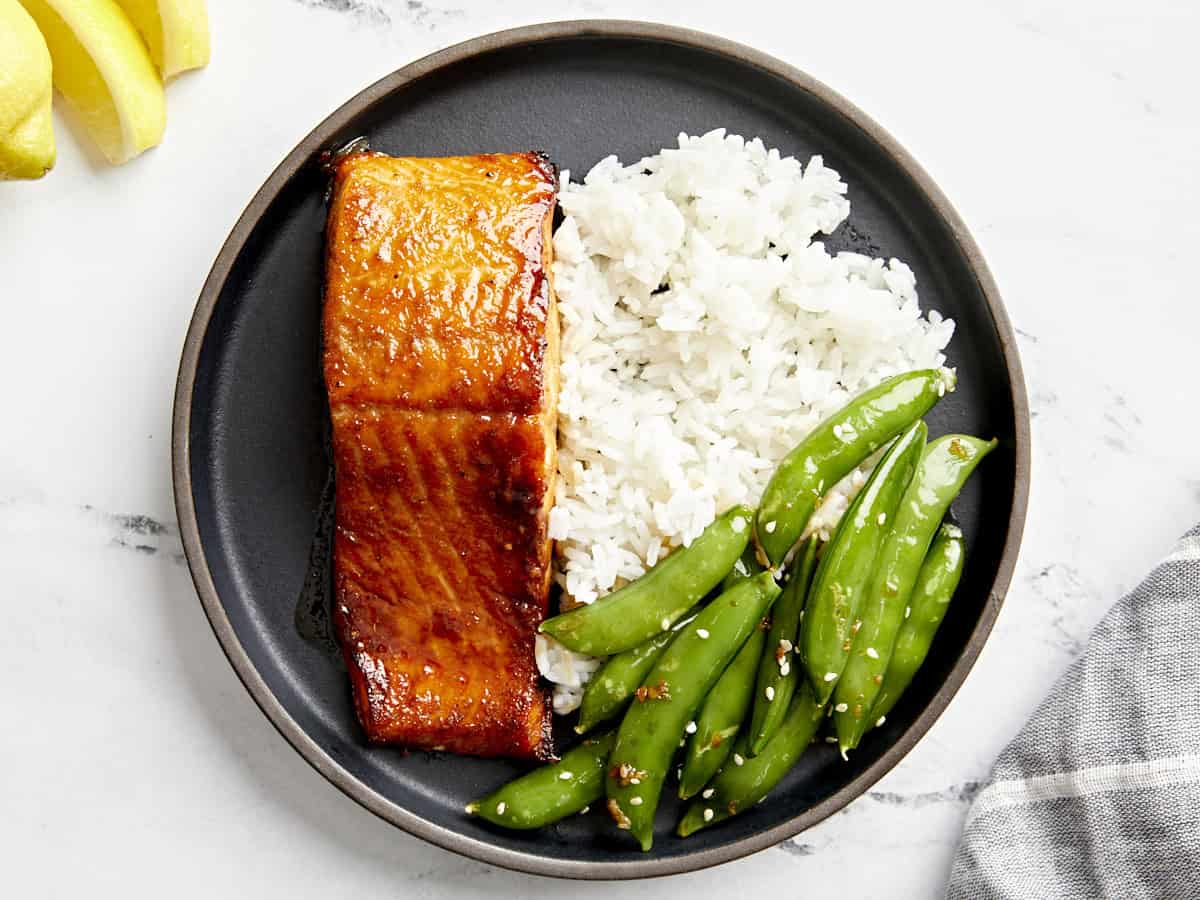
[323,151,558,759]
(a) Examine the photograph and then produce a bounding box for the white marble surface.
[2,1,1198,896]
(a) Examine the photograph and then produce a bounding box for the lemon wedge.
[0,0,55,179]
[20,0,166,165]
[114,0,209,79]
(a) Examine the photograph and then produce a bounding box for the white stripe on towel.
[966,753,1200,827]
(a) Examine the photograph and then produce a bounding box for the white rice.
[537,129,954,713]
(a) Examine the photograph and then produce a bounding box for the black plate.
[173,21,1029,879]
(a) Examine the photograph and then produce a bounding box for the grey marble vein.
[866,780,982,808]
[86,505,186,564]
[291,0,464,29]
[1024,563,1088,655]
[0,498,185,565]
[1029,385,1058,420]
[398,0,464,28]
[292,0,390,25]
[770,781,981,859]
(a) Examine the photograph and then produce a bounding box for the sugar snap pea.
[605,572,781,851]
[833,435,994,754]
[721,544,763,592]
[466,731,615,830]
[800,419,926,706]
[755,369,954,566]
[676,681,826,837]
[678,623,766,799]
[870,524,966,724]
[540,506,754,655]
[575,614,696,735]
[747,535,819,756]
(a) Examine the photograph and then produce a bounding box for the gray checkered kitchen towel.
[948,524,1200,899]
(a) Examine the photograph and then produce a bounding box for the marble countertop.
[3,1,1198,896]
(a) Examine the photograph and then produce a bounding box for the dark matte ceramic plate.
[173,21,1029,879]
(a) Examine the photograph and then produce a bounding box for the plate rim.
[171,19,1031,880]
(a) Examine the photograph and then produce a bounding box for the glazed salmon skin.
[323,151,559,759]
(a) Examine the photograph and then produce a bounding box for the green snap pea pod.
[540,506,754,655]
[678,624,767,799]
[605,572,781,851]
[466,731,616,829]
[869,524,966,724]
[575,613,697,735]
[721,544,764,592]
[747,535,819,756]
[755,369,954,566]
[800,419,926,706]
[677,681,826,837]
[834,435,995,754]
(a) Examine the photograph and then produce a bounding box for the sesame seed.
[496,802,506,815]
[876,716,886,727]
[866,647,879,659]
[697,628,710,639]
[559,771,573,780]
[765,686,776,701]
[780,639,793,652]
[765,520,777,534]
[629,796,643,806]
[704,808,714,822]
[733,754,745,766]
[630,777,640,785]
[824,672,838,682]
[877,512,886,525]
[731,517,747,533]
[702,788,715,799]
[661,617,671,630]
[686,721,697,734]
[580,806,589,814]
[780,663,791,677]
[904,606,911,619]
[679,738,686,747]
[834,703,848,712]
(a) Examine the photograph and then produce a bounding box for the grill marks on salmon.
[324,152,558,759]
